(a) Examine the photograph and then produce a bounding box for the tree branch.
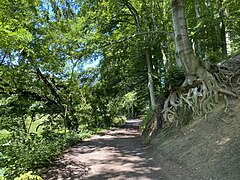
[0,54,6,66]
[102,30,173,48]
[35,68,63,106]
[124,1,143,33]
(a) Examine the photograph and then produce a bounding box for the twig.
[220,118,229,124]
[101,30,173,48]
[224,95,229,113]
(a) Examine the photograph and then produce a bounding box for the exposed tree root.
[162,56,240,125]
[217,55,240,99]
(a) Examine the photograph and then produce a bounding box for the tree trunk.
[194,0,203,60]
[146,49,156,109]
[162,0,237,124]
[218,0,227,57]
[171,0,200,84]
[125,1,156,109]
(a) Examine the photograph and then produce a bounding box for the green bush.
[165,65,185,92]
[0,168,6,180]
[0,130,11,140]
[140,108,154,131]
[14,171,42,180]
[112,116,127,126]
[0,131,85,179]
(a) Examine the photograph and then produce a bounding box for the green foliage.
[0,129,92,179]
[140,108,154,131]
[0,130,11,140]
[164,66,185,93]
[206,52,223,64]
[14,171,42,180]
[0,168,6,180]
[112,116,127,126]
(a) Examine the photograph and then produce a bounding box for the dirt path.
[42,119,189,180]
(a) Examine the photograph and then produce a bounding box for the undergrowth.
[140,108,154,131]
[0,129,94,180]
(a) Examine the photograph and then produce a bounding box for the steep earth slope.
[151,98,240,179]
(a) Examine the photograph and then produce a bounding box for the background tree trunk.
[125,1,156,109]
[146,49,156,109]
[194,0,203,60]
[218,0,227,57]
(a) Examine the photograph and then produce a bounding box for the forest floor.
[42,119,194,180]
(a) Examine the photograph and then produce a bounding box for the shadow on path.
[42,119,168,180]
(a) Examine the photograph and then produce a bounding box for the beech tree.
[162,0,237,123]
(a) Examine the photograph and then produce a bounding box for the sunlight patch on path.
[42,119,167,180]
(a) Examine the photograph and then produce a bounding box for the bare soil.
[42,119,194,180]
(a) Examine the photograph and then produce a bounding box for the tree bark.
[146,49,156,109]
[161,0,237,125]
[218,0,227,57]
[194,0,203,60]
[171,0,200,84]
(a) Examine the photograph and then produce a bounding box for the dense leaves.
[0,129,92,179]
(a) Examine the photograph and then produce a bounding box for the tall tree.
[126,1,156,109]
[218,0,227,57]
[162,0,236,123]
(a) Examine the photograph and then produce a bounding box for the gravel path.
[42,119,169,180]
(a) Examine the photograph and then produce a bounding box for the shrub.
[112,116,127,126]
[165,65,185,93]
[14,171,42,180]
[140,108,154,131]
[0,131,84,179]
